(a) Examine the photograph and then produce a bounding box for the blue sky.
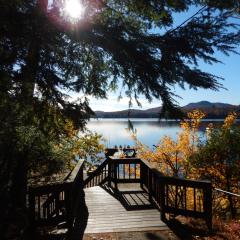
[88,7,240,111]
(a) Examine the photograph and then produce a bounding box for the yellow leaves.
[187,109,205,130]
[187,109,206,120]
[63,119,78,138]
[134,110,239,179]
[133,110,206,177]
[222,112,238,130]
[180,121,190,131]
[51,118,105,169]
[206,123,214,139]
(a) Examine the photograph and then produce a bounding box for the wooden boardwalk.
[29,157,212,239]
[84,185,166,234]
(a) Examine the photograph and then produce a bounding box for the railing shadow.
[118,190,155,211]
[101,184,155,211]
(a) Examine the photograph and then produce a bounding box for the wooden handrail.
[65,160,84,183]
[109,157,141,163]
[29,160,85,191]
[139,159,212,230]
[159,176,212,188]
[84,158,109,188]
[28,160,85,227]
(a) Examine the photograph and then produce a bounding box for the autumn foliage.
[132,110,205,177]
[132,110,240,218]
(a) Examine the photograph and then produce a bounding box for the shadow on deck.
[102,183,155,211]
[84,184,166,235]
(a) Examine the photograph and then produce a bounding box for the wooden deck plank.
[84,186,166,234]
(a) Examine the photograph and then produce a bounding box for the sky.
[79,6,240,112]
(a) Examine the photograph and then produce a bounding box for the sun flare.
[63,0,85,21]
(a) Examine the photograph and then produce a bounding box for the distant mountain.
[183,101,239,118]
[184,101,235,109]
[95,108,160,118]
[93,101,239,118]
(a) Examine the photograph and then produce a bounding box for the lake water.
[87,118,225,148]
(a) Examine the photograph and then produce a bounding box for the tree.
[132,110,205,177]
[0,0,240,238]
[0,95,104,239]
[191,113,240,217]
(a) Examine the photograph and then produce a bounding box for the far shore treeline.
[94,101,240,119]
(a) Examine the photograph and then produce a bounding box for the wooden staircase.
[28,153,213,237]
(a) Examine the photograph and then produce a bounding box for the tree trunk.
[3,40,40,240]
[0,142,29,239]
[20,41,39,103]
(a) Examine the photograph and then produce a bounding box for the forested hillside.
[94,101,240,118]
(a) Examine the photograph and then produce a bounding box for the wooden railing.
[109,158,142,190]
[28,182,71,226]
[84,157,142,189]
[160,177,211,221]
[28,160,84,227]
[84,157,212,230]
[84,159,109,188]
[140,159,212,230]
[84,148,138,189]
[28,155,213,230]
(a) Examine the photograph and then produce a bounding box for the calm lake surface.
[87,118,226,148]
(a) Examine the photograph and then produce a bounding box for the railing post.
[148,168,152,202]
[113,161,118,192]
[28,187,36,226]
[140,162,144,189]
[160,178,166,221]
[108,159,112,188]
[54,191,60,218]
[78,161,84,191]
[65,183,74,230]
[204,182,212,232]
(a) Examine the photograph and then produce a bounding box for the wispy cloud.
[68,91,162,111]
[89,95,162,111]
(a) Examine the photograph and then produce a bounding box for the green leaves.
[191,113,240,194]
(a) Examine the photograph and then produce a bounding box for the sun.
[63,0,85,21]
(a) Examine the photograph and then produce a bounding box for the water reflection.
[87,119,184,147]
[87,118,234,148]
